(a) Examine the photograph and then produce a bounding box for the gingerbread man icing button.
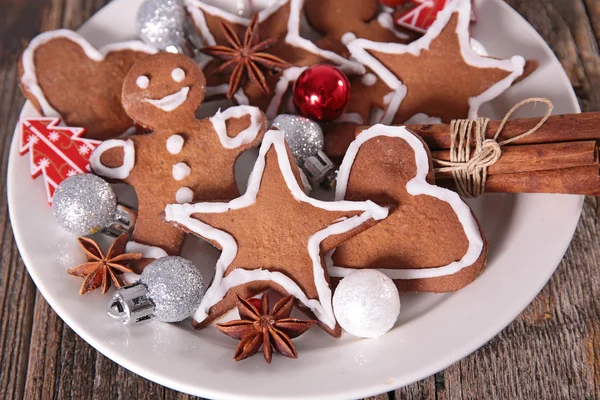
[90,52,268,260]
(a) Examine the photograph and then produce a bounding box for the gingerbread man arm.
[89,138,136,183]
[206,105,268,154]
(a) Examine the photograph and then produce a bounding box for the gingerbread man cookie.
[90,52,268,260]
[18,29,157,140]
[164,130,388,337]
[329,124,488,292]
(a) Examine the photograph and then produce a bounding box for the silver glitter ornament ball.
[137,0,187,51]
[271,114,324,164]
[333,270,400,338]
[140,256,205,323]
[52,174,117,236]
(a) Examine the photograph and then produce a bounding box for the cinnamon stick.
[438,165,600,196]
[432,141,598,178]
[407,112,600,150]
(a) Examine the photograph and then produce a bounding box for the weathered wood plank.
[0,37,39,400]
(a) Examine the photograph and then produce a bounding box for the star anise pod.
[217,294,316,363]
[66,233,142,295]
[200,14,290,99]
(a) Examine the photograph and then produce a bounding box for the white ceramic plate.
[8,0,582,398]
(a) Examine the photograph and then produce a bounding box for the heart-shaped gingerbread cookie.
[19,29,157,140]
[329,124,488,292]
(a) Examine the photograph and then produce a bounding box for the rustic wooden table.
[1,0,599,399]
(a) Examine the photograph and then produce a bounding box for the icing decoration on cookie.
[125,241,169,259]
[175,187,194,203]
[136,75,150,89]
[186,0,365,120]
[404,113,442,124]
[176,187,194,203]
[19,118,100,204]
[346,0,527,125]
[144,86,190,112]
[166,134,184,154]
[172,162,191,180]
[329,124,487,292]
[171,67,185,82]
[361,73,378,86]
[89,139,135,180]
[303,0,411,50]
[90,52,268,257]
[164,129,388,335]
[18,29,157,140]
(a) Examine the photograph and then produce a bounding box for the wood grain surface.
[0,0,599,399]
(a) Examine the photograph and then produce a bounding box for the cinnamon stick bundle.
[408,112,600,150]
[404,112,600,196]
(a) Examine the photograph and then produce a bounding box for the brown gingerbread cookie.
[185,0,365,119]
[304,0,416,52]
[163,129,389,337]
[89,52,268,261]
[329,124,488,292]
[323,0,538,161]
[18,29,157,140]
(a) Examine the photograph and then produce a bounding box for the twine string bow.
[433,97,554,197]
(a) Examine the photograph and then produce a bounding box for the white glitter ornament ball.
[52,174,117,235]
[140,256,205,322]
[137,0,187,50]
[333,270,400,338]
[271,114,324,164]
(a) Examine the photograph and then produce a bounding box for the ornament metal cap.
[102,203,137,237]
[107,282,155,325]
[303,150,337,188]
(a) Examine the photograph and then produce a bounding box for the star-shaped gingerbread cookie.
[323,0,538,161]
[164,130,388,337]
[185,0,365,120]
[328,124,488,292]
[347,0,531,124]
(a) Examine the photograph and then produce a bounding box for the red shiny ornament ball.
[248,298,262,310]
[293,64,351,122]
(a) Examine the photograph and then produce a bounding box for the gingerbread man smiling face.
[122,52,206,128]
[90,52,268,261]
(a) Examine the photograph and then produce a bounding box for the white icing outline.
[347,0,525,124]
[330,124,484,280]
[89,139,135,180]
[164,130,388,329]
[171,67,185,82]
[209,105,264,149]
[166,134,184,154]
[335,113,364,125]
[125,241,168,259]
[376,13,410,40]
[143,86,190,112]
[361,72,377,86]
[266,66,305,119]
[21,29,157,117]
[404,113,442,125]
